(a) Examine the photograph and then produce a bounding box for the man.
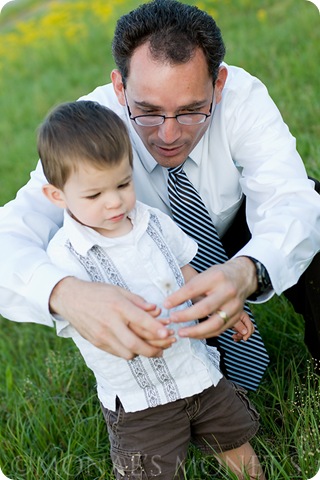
[0,0,319,385]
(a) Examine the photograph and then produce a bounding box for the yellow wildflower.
[257,8,267,22]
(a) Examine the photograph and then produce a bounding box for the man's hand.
[50,277,174,359]
[129,305,176,349]
[163,257,257,339]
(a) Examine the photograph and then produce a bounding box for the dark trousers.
[221,180,320,361]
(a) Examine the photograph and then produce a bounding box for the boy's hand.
[231,311,255,342]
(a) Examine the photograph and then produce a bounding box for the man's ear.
[42,184,67,209]
[111,69,125,106]
[214,66,228,104]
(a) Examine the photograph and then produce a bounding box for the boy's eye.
[86,192,100,199]
[118,182,130,189]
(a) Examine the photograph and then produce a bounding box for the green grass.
[0,0,319,478]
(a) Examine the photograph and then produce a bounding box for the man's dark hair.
[112,0,226,88]
[37,101,133,189]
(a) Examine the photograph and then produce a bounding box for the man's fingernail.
[158,328,169,338]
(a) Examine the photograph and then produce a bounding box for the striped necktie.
[167,164,269,390]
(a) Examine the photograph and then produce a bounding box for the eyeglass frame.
[123,89,215,127]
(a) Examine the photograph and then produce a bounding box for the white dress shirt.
[47,203,222,412]
[0,64,319,326]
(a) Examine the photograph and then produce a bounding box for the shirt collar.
[188,137,204,167]
[63,210,100,255]
[63,203,151,256]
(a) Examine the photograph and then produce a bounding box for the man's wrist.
[227,256,258,300]
[49,276,76,314]
[245,257,273,300]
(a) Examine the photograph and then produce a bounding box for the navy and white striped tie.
[167,164,269,390]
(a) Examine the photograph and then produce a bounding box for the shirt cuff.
[233,237,306,297]
[24,263,71,326]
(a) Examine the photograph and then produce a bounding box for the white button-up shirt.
[47,203,222,412]
[0,64,319,326]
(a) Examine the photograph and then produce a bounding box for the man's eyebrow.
[133,99,208,110]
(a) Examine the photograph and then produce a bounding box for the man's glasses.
[124,90,214,127]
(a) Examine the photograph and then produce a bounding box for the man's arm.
[226,69,320,295]
[0,162,65,326]
[0,162,170,357]
[163,69,320,339]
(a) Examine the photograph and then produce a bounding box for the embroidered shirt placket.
[65,213,183,406]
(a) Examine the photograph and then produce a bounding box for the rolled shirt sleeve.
[0,162,66,326]
[224,71,320,294]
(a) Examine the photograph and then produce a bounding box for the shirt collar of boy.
[62,202,151,256]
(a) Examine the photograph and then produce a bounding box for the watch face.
[257,261,272,292]
[247,257,272,298]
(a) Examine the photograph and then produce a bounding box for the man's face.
[112,44,227,169]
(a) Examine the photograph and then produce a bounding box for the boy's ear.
[42,184,67,209]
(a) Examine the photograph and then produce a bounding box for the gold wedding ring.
[216,309,229,325]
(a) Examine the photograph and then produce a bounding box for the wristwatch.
[246,256,272,300]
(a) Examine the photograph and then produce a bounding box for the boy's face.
[60,156,136,237]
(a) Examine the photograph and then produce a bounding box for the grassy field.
[0,0,319,478]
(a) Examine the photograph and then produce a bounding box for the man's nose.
[157,117,182,144]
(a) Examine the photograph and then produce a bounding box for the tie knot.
[167,164,184,176]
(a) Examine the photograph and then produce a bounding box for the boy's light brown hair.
[37,101,133,189]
